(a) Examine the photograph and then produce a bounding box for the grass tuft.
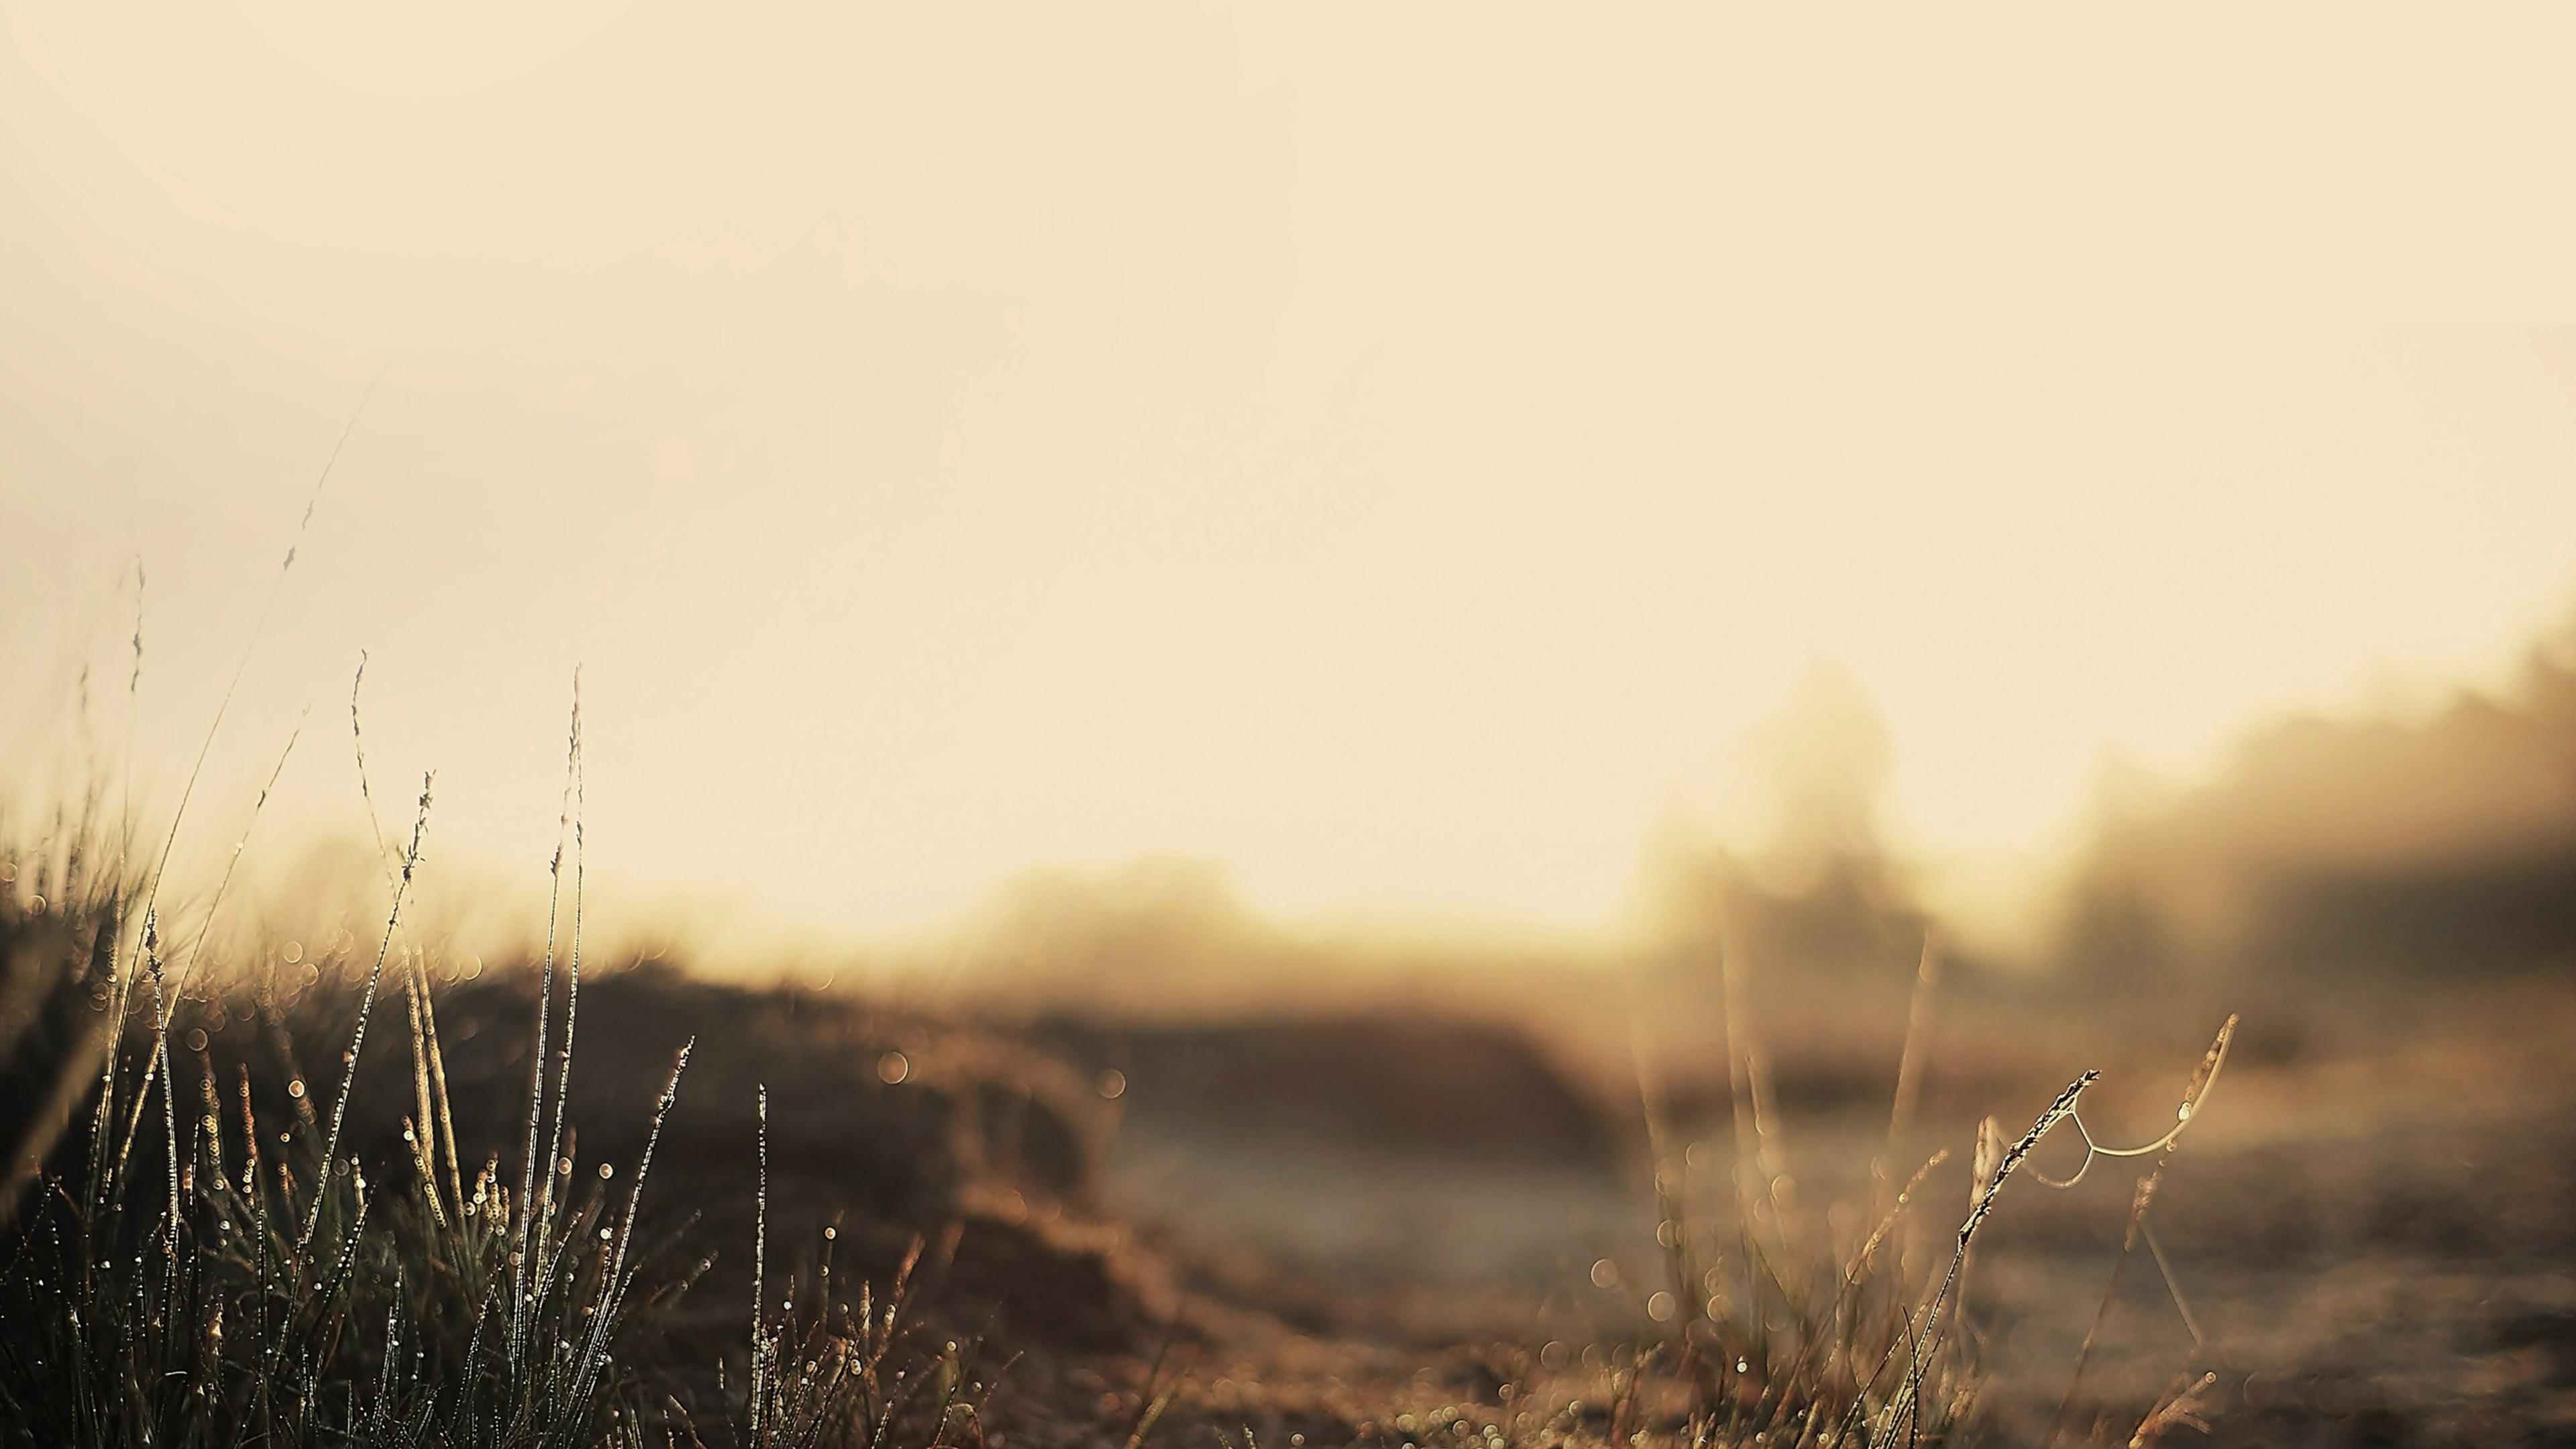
[0,796,955,1449]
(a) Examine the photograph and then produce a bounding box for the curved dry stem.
[2029,1016,2238,1191]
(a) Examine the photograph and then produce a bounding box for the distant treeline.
[2061,615,2576,979]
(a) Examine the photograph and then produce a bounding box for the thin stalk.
[303,773,432,1248]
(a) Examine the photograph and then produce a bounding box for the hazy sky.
[7,7,2576,938]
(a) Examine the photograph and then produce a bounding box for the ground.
[13,923,2570,1448]
[1056,966,2576,1448]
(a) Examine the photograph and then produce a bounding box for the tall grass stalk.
[1631,927,2236,1449]
[304,773,433,1249]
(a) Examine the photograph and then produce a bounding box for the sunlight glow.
[7,9,2576,939]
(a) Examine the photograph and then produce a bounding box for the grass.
[0,583,2237,1448]
[0,775,978,1448]
[1600,929,2236,1449]
[0,767,2242,1449]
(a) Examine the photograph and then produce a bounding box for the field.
[1077,969,2576,1448]
[9,13,2576,1442]
[9,826,2568,1448]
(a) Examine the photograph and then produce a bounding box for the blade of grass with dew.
[303,773,432,1249]
[516,678,582,1356]
[1854,1071,2097,1449]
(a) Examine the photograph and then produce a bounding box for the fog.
[7,8,2576,955]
